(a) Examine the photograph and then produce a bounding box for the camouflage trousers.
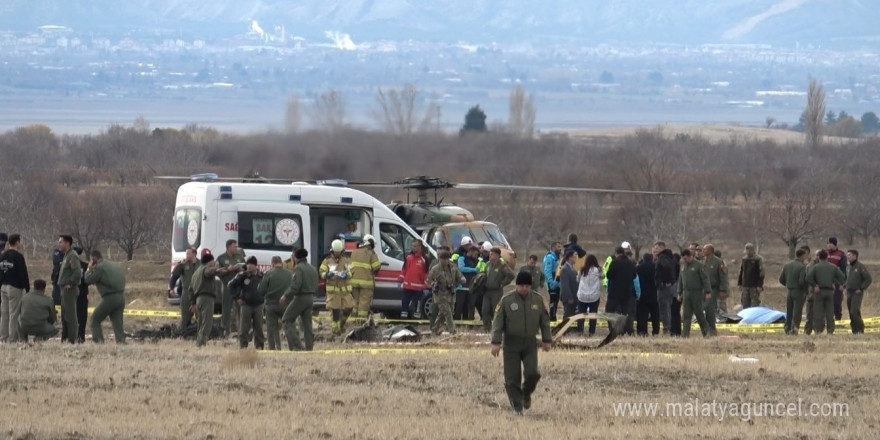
[741,287,761,309]
[431,291,454,334]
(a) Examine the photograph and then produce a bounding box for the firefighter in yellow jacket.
[320,239,353,335]
[350,235,381,317]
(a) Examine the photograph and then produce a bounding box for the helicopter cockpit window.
[469,227,489,245]
[431,229,447,250]
[447,227,472,250]
[484,226,510,247]
[379,223,417,262]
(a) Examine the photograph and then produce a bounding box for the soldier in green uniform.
[426,250,466,335]
[229,256,265,349]
[168,247,200,329]
[779,248,808,335]
[84,251,127,344]
[18,279,58,342]
[737,243,765,309]
[801,245,819,335]
[805,250,845,334]
[677,249,712,338]
[56,235,83,344]
[481,247,515,332]
[258,256,293,350]
[216,239,246,337]
[700,244,727,336]
[845,249,872,334]
[282,249,319,351]
[519,254,548,307]
[490,271,552,415]
[191,253,219,347]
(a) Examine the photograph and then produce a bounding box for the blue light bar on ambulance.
[220,186,232,192]
[289,195,301,202]
[190,173,219,181]
[340,197,353,204]
[220,193,232,200]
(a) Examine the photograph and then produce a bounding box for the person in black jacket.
[229,256,265,349]
[559,250,579,321]
[636,253,659,336]
[670,253,683,336]
[606,246,637,318]
[0,234,30,342]
[652,241,677,335]
[50,247,64,306]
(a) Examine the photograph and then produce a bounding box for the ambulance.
[168,174,434,316]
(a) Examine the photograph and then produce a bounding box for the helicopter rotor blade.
[450,183,685,196]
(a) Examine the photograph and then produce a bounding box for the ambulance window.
[172,208,202,252]
[379,223,416,262]
[238,212,304,251]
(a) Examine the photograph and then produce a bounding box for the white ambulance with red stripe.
[169,174,433,315]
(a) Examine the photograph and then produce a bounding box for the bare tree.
[764,172,830,258]
[372,85,441,135]
[508,84,536,138]
[841,172,880,246]
[804,79,826,148]
[308,89,347,132]
[107,188,172,260]
[284,95,301,134]
[56,192,110,255]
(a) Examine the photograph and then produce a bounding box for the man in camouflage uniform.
[519,254,548,307]
[349,235,381,317]
[701,244,727,336]
[18,279,58,342]
[258,256,292,350]
[805,250,845,335]
[216,239,246,336]
[845,249,872,334]
[779,248,808,335]
[229,256,265,349]
[282,248,319,350]
[490,271,552,415]
[803,247,818,335]
[426,250,466,335]
[737,243,764,309]
[56,235,82,344]
[321,239,353,335]
[678,249,712,338]
[481,247,515,332]
[168,247,200,329]
[84,250,127,344]
[191,252,219,347]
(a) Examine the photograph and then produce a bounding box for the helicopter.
[350,176,683,269]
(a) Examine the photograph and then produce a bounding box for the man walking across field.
[282,248,319,350]
[737,243,764,309]
[191,252,219,347]
[490,272,552,415]
[0,233,30,342]
[56,234,83,344]
[426,250,466,335]
[216,239,246,337]
[84,250,127,344]
[845,249,872,334]
[169,247,200,329]
[258,256,292,350]
[805,250,845,335]
[678,249,712,338]
[779,248,808,335]
[350,234,381,318]
[701,244,727,336]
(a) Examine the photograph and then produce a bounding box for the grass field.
[2,254,879,439]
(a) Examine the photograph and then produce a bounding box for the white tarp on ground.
[737,306,785,324]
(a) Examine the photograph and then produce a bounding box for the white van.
[169,177,434,315]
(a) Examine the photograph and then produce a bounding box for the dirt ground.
[564,123,851,145]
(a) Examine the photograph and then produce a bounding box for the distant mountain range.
[1,0,876,48]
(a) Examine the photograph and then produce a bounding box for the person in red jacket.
[398,240,428,319]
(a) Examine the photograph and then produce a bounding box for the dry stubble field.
[2,255,879,439]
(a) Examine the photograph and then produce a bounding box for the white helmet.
[461,236,473,247]
[362,234,376,248]
[621,241,632,249]
[331,239,344,253]
[481,241,493,252]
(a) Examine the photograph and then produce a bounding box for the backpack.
[470,272,487,297]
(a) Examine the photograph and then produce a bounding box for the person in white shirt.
[576,254,604,336]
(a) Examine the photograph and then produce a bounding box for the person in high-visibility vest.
[349,235,381,318]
